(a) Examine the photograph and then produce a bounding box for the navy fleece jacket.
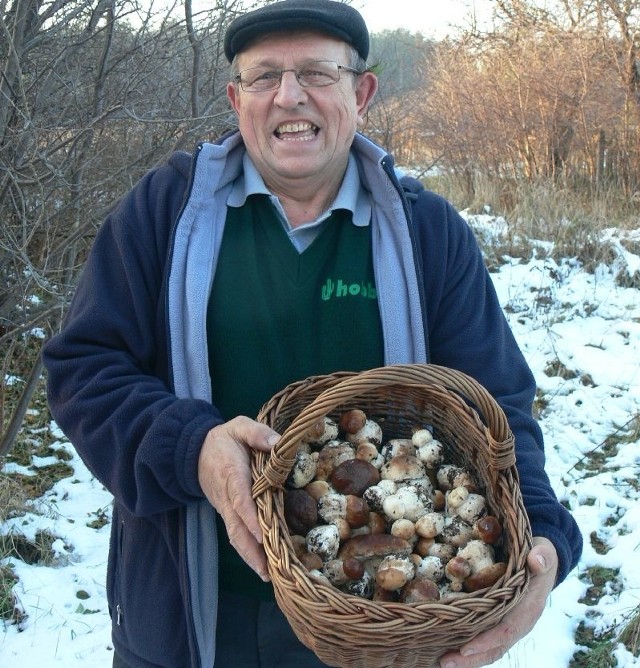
[43,132,582,668]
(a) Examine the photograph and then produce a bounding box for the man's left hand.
[438,537,558,668]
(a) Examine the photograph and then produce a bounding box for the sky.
[355,0,494,37]
[1,216,639,667]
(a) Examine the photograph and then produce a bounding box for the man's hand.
[197,416,280,582]
[439,537,558,668]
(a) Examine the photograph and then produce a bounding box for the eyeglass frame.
[233,60,364,93]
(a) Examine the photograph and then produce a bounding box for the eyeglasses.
[234,60,363,92]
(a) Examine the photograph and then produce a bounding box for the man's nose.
[274,70,308,106]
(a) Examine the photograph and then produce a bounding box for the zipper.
[116,603,122,626]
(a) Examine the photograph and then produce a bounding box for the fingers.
[439,537,558,668]
[197,416,280,581]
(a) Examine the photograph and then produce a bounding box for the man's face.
[227,32,377,192]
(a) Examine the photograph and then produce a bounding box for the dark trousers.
[112,591,330,667]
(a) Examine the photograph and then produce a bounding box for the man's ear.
[356,72,378,127]
[227,81,240,115]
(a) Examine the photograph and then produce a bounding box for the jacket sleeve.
[412,189,582,584]
[43,158,222,517]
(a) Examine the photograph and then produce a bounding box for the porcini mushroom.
[375,556,415,591]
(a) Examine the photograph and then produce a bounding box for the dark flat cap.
[224,0,369,63]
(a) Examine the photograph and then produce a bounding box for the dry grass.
[422,172,640,269]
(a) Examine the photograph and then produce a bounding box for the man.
[42,2,583,667]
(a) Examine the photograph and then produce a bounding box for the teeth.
[277,121,315,134]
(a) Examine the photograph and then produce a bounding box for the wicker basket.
[252,364,532,668]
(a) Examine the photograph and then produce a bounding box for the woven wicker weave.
[252,364,532,668]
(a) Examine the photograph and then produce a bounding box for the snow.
[1,215,639,667]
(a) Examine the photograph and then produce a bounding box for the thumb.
[528,536,558,577]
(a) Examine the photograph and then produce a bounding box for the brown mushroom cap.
[339,409,367,434]
[338,533,412,562]
[400,578,441,603]
[380,455,427,482]
[283,489,318,536]
[463,561,507,592]
[330,458,380,496]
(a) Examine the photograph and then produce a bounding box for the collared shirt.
[227,152,372,252]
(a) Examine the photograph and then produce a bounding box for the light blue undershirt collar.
[227,152,372,253]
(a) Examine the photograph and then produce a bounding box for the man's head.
[224,0,369,64]
[224,1,377,199]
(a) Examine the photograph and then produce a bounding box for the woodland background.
[2,0,640,455]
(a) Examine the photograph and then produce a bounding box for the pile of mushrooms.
[283,409,508,603]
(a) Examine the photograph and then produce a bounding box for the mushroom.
[338,409,367,435]
[415,512,446,539]
[415,439,445,470]
[445,486,470,514]
[323,557,365,586]
[330,458,380,497]
[444,556,472,592]
[455,493,488,525]
[439,515,474,548]
[390,518,416,542]
[343,570,375,599]
[380,455,427,484]
[299,551,324,572]
[400,578,441,603]
[380,439,415,462]
[436,464,478,492]
[286,450,317,488]
[382,485,429,522]
[317,493,370,528]
[411,428,434,447]
[355,442,384,469]
[304,479,333,501]
[345,419,383,446]
[463,561,508,592]
[303,417,339,447]
[306,524,340,562]
[362,479,398,513]
[283,489,318,536]
[315,440,355,480]
[457,539,496,574]
[338,533,412,563]
[426,542,456,564]
[414,555,445,582]
[473,515,503,545]
[375,555,415,591]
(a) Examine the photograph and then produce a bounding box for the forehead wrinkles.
[237,33,350,70]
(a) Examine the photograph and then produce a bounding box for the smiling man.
[42,1,582,667]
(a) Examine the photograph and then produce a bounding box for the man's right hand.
[197,416,280,581]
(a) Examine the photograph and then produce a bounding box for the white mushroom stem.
[457,539,496,574]
[455,493,488,524]
[446,486,470,513]
[414,555,445,582]
[411,428,434,447]
[415,439,445,469]
[306,524,340,561]
[287,450,317,488]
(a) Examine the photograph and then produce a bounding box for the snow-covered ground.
[1,214,639,667]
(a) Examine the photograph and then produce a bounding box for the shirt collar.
[227,152,371,229]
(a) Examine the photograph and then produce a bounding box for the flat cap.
[224,0,369,63]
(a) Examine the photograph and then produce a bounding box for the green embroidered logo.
[321,278,377,301]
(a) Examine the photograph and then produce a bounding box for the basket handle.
[253,363,515,496]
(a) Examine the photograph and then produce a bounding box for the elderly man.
[42,1,582,667]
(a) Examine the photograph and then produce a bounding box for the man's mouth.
[274,121,319,140]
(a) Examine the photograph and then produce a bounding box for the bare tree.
[0,0,264,457]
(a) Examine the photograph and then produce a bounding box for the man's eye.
[254,71,279,81]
